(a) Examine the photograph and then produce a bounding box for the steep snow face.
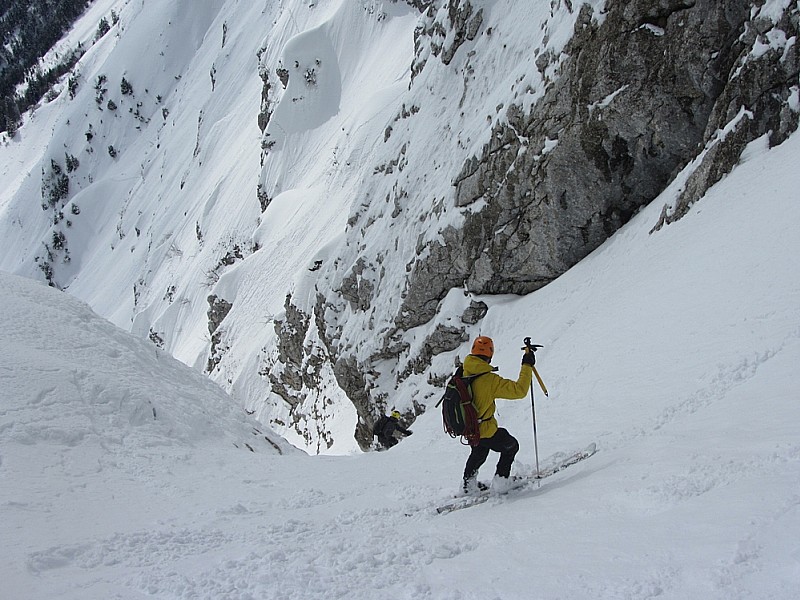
[0,0,435,453]
[267,24,342,142]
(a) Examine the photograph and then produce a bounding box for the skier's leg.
[463,443,490,491]
[489,428,519,478]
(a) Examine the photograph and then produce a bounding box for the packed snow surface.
[3,128,799,598]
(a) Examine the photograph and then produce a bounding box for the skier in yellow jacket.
[462,335,535,493]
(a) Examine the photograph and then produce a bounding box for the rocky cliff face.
[271,0,799,449]
[654,0,800,228]
[405,0,798,319]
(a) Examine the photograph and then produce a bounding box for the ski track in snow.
[19,456,477,600]
[615,325,800,450]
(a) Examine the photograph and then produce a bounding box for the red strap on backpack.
[454,376,482,446]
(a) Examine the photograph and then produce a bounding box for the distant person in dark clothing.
[373,410,413,449]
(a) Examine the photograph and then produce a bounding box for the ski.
[435,443,597,515]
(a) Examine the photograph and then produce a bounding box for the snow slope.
[3,128,799,598]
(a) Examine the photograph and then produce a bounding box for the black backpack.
[372,415,390,438]
[436,367,486,446]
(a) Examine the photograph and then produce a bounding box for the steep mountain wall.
[0,0,797,452]
[263,0,799,450]
[276,0,799,450]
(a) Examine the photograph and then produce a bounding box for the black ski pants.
[463,427,519,481]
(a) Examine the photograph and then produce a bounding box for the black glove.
[521,351,536,367]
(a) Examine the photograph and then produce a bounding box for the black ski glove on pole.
[522,351,536,366]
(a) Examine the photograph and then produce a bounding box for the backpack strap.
[463,371,490,422]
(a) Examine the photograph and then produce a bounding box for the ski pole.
[530,379,541,478]
[522,338,543,478]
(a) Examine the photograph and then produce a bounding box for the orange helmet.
[471,336,494,358]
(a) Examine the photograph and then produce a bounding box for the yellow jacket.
[462,354,533,439]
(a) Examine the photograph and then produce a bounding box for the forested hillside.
[0,0,98,135]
